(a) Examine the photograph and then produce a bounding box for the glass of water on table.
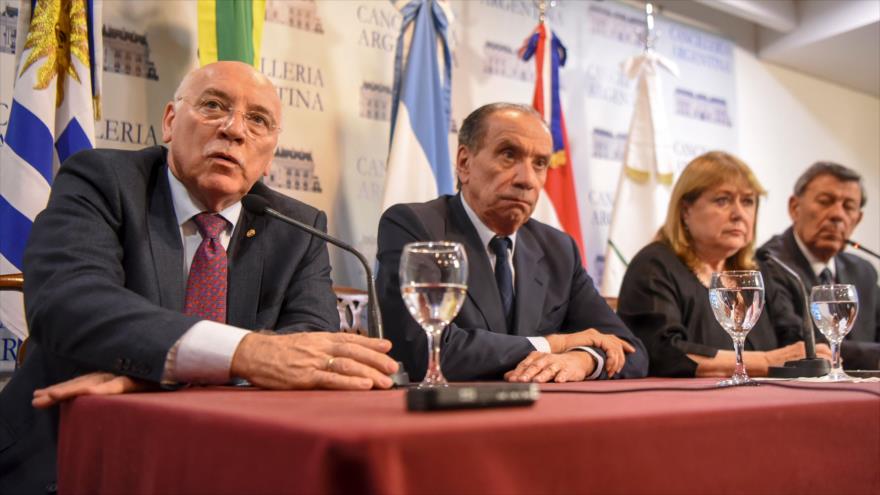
[810,284,859,382]
[400,242,468,388]
[709,270,765,387]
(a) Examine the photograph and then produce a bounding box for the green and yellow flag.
[197,0,265,67]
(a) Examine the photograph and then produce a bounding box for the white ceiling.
[647,0,880,97]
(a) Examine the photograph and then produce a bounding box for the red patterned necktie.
[184,213,228,322]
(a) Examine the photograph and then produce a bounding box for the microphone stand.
[759,251,830,378]
[242,195,409,386]
[846,239,880,260]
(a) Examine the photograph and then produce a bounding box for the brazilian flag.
[197,0,265,67]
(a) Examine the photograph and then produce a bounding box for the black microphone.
[241,194,409,385]
[756,248,830,378]
[846,239,880,260]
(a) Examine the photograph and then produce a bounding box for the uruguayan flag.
[0,0,102,339]
[381,0,454,212]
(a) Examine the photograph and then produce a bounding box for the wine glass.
[810,284,859,382]
[399,242,468,388]
[708,270,765,387]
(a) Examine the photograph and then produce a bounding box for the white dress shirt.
[460,195,603,380]
[793,231,837,280]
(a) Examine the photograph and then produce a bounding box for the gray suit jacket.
[0,146,339,494]
[760,227,880,369]
[377,194,648,381]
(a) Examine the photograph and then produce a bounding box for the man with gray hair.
[377,102,648,382]
[760,161,880,370]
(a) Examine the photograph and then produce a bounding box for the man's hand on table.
[230,332,399,390]
[504,351,593,383]
[32,372,149,409]
[545,328,636,377]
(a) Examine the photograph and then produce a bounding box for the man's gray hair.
[793,161,866,207]
[458,102,547,151]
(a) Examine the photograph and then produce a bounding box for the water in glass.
[708,271,764,387]
[399,242,468,388]
[810,284,859,381]
[401,283,467,331]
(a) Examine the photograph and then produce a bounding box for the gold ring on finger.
[326,357,336,371]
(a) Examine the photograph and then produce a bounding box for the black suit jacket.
[0,146,339,493]
[760,228,880,369]
[376,194,647,381]
[618,241,801,377]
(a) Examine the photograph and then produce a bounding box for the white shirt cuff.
[527,336,551,353]
[573,346,604,380]
[164,321,250,384]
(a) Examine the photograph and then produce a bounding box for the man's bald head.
[161,61,283,212]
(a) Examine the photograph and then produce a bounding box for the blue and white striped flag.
[381,0,454,212]
[0,0,102,339]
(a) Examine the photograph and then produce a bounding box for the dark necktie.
[818,267,834,285]
[489,235,514,332]
[184,213,229,322]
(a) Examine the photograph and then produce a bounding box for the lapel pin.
[246,229,256,238]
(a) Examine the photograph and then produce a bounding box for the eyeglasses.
[177,97,281,137]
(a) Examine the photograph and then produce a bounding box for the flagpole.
[644,2,656,53]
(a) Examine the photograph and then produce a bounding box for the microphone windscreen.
[755,248,771,261]
[242,194,269,214]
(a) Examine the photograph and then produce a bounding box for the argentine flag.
[381,0,454,212]
[600,52,679,297]
[0,0,102,339]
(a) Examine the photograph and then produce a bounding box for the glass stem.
[425,330,436,375]
[830,339,842,372]
[431,328,442,374]
[424,325,444,381]
[733,334,747,379]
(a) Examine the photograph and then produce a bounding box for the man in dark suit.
[0,61,397,494]
[377,103,647,382]
[761,161,880,370]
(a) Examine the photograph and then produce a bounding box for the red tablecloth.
[58,378,880,494]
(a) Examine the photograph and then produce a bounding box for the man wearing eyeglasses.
[0,61,397,494]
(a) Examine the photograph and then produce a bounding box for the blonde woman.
[617,151,831,377]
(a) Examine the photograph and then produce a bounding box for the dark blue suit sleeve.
[562,241,648,379]
[23,151,198,382]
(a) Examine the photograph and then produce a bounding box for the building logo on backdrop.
[588,190,614,225]
[481,0,564,26]
[268,147,323,193]
[592,128,627,161]
[668,25,732,73]
[0,4,17,54]
[356,3,399,52]
[354,155,385,203]
[261,58,325,112]
[266,0,324,34]
[103,25,159,80]
[96,118,159,147]
[359,82,391,121]
[675,88,731,126]
[585,64,633,107]
[587,4,642,47]
[483,41,534,82]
